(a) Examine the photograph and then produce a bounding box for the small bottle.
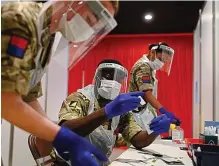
[172,121,184,143]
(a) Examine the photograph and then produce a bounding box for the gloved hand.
[159,107,181,124]
[105,91,144,119]
[149,114,171,136]
[53,126,108,166]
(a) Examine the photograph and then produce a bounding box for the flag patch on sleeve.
[6,35,29,59]
[142,76,151,83]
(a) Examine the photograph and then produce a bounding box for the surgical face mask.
[97,80,121,100]
[58,13,94,43]
[149,58,164,70]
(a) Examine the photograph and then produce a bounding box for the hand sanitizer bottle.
[172,121,184,143]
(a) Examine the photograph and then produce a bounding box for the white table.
[109,140,193,166]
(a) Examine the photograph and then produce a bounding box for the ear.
[150,50,156,60]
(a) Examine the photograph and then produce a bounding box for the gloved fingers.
[128,91,145,97]
[124,103,140,110]
[150,122,161,129]
[170,117,181,124]
[159,107,167,114]
[170,118,177,124]
[150,125,163,131]
[150,122,170,131]
[151,114,166,124]
[88,144,108,162]
[82,152,100,166]
[154,129,168,135]
[151,126,169,133]
[59,151,70,161]
[124,96,141,103]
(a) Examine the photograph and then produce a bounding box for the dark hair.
[98,59,123,67]
[36,1,47,3]
[149,42,169,53]
[148,44,157,50]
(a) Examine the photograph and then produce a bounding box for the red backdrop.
[68,33,193,138]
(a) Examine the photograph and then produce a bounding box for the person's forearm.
[28,99,48,118]
[144,91,162,110]
[62,108,108,137]
[2,93,60,141]
[131,131,157,149]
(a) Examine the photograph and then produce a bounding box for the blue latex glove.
[53,126,108,166]
[105,91,144,119]
[150,114,171,136]
[159,107,181,124]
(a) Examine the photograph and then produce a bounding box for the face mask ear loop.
[55,2,75,24]
[152,50,157,62]
[67,1,76,14]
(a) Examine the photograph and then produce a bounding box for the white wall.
[46,37,69,121]
[193,1,219,136]
[193,19,201,138]
[1,120,11,166]
[200,1,213,132]
[11,75,47,166]
[215,1,219,120]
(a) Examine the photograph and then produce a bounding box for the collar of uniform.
[142,54,150,63]
[94,97,101,111]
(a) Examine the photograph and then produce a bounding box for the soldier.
[1,1,143,166]
[55,59,170,165]
[129,42,181,136]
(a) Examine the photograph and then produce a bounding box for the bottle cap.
[170,124,176,130]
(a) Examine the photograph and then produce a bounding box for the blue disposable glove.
[159,107,181,124]
[105,91,144,119]
[53,126,108,166]
[149,114,171,136]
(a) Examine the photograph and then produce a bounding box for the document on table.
[110,142,193,166]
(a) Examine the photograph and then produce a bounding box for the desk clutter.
[111,141,190,166]
[185,121,219,166]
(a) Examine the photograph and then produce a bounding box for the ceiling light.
[144,14,153,20]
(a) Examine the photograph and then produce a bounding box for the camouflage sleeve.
[118,113,142,142]
[22,82,43,102]
[132,63,154,91]
[58,92,90,125]
[1,2,39,96]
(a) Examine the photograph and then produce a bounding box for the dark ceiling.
[110,1,205,34]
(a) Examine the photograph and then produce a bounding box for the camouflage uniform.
[1,2,54,102]
[59,91,142,142]
[126,55,158,137]
[55,88,142,164]
[129,56,155,93]
[129,55,157,116]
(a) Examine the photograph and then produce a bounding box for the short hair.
[149,42,170,52]
[98,59,123,67]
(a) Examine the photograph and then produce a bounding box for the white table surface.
[109,139,193,166]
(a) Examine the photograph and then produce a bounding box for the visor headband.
[98,63,128,74]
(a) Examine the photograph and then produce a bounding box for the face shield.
[151,45,174,75]
[94,63,128,100]
[37,0,117,70]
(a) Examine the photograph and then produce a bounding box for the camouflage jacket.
[1,2,54,102]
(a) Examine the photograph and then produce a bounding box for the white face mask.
[97,80,121,100]
[149,58,164,70]
[58,13,94,43]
